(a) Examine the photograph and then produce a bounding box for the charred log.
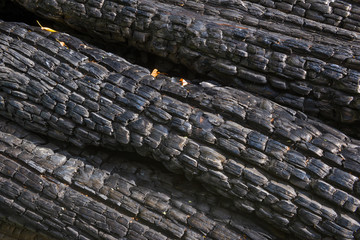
[12,0,360,128]
[0,21,360,239]
[0,116,278,240]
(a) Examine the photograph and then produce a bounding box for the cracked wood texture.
[0,220,55,240]
[1,21,360,239]
[12,0,360,131]
[0,116,275,240]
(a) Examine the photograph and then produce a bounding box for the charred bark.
[12,0,360,128]
[0,21,360,239]
[0,220,55,240]
[0,116,277,240]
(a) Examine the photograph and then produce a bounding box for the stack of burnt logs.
[0,0,360,239]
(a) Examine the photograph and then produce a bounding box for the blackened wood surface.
[0,116,277,240]
[12,0,360,128]
[0,21,360,239]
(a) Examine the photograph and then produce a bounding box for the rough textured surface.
[0,116,275,240]
[0,221,55,240]
[12,0,360,128]
[1,21,360,239]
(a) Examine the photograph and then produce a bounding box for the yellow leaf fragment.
[180,78,189,86]
[36,20,57,33]
[42,27,57,33]
[55,39,68,48]
[151,69,160,77]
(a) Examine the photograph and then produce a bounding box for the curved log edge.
[0,21,360,239]
[12,0,360,131]
[0,116,278,240]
